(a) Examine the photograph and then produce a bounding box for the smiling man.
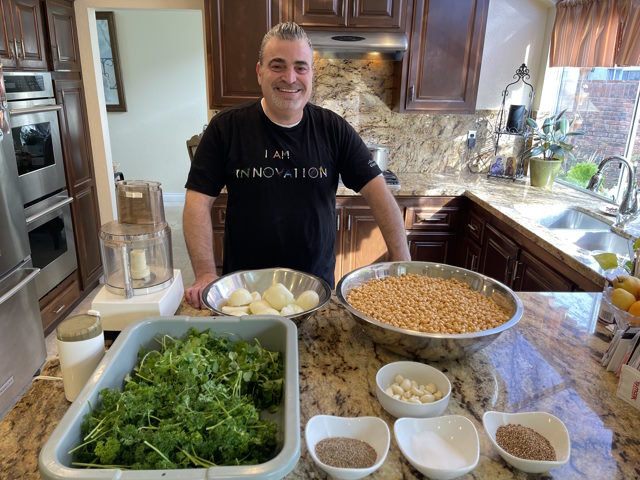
[183,22,410,309]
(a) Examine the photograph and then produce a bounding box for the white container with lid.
[56,310,105,402]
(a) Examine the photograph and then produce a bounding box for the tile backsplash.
[312,57,513,174]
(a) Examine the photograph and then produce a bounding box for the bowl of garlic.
[202,267,332,321]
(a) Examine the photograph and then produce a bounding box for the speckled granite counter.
[340,171,628,289]
[2,292,639,479]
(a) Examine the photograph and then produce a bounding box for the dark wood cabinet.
[462,237,481,272]
[44,0,79,71]
[0,0,47,70]
[394,0,488,112]
[480,223,518,287]
[341,202,390,274]
[210,194,228,276]
[39,269,80,334]
[54,77,103,292]
[293,0,405,29]
[514,249,573,292]
[205,0,287,108]
[407,231,456,263]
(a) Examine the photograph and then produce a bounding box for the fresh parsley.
[69,328,284,469]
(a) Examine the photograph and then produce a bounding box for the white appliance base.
[92,270,184,331]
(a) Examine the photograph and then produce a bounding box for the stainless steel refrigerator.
[0,66,46,419]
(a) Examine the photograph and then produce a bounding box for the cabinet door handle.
[336,214,340,231]
[409,85,415,102]
[467,223,478,232]
[471,253,478,271]
[13,38,19,59]
[17,38,24,59]
[418,213,445,223]
[346,214,352,231]
[511,261,522,284]
[352,0,356,18]
[54,304,66,314]
[56,44,61,61]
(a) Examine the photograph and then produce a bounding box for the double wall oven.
[4,71,77,299]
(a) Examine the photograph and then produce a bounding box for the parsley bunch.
[70,328,284,469]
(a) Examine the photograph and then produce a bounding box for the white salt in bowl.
[482,411,571,473]
[394,415,479,480]
[304,414,390,480]
[376,361,451,418]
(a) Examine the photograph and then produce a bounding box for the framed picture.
[96,12,126,112]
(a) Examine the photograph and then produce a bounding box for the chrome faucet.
[586,155,639,226]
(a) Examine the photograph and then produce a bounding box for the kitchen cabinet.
[0,0,48,70]
[394,0,488,112]
[205,0,288,108]
[43,0,80,71]
[465,202,601,292]
[292,0,406,30]
[39,270,80,334]
[210,194,228,276]
[54,77,102,294]
[403,196,462,264]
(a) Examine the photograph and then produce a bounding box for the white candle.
[130,248,150,280]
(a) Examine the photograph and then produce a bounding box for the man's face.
[257,38,313,122]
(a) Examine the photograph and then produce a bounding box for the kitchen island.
[2,292,639,479]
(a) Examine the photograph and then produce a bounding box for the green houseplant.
[524,109,584,189]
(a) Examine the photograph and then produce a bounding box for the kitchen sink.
[535,207,611,230]
[552,229,633,256]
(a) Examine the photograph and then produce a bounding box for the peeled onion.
[226,288,253,307]
[296,290,320,311]
[263,283,294,310]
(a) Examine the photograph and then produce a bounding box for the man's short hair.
[259,22,313,64]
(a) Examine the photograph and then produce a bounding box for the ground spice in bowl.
[496,424,556,461]
[315,437,377,468]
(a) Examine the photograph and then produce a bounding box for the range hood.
[307,31,408,60]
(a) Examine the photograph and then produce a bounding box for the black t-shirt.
[185,100,381,286]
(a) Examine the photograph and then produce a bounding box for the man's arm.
[183,189,218,308]
[359,175,411,261]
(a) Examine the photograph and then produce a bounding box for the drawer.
[40,273,81,334]
[405,206,461,231]
[210,194,227,228]
[466,209,485,244]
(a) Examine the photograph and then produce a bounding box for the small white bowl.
[394,415,479,480]
[482,411,571,473]
[376,361,451,418]
[305,415,390,480]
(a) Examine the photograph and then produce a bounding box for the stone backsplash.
[312,56,522,174]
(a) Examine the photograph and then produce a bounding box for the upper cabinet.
[0,0,47,70]
[394,0,489,113]
[44,0,80,72]
[293,0,406,30]
[205,0,288,108]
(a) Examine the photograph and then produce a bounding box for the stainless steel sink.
[535,208,611,230]
[552,229,633,256]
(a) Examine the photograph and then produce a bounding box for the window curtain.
[616,0,640,66]
[549,0,622,67]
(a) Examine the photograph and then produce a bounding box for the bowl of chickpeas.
[336,261,523,360]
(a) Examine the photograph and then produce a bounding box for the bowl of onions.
[201,267,332,321]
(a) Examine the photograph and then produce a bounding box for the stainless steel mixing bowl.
[202,268,331,321]
[336,262,523,360]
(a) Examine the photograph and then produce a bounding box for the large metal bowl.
[336,261,523,360]
[202,268,332,321]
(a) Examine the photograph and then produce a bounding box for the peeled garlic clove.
[227,288,253,307]
[295,289,320,311]
[263,283,294,310]
[281,303,304,316]
[249,300,272,314]
[221,305,249,316]
[250,291,261,302]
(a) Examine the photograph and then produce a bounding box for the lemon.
[593,252,618,270]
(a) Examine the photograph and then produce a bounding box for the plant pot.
[529,158,562,189]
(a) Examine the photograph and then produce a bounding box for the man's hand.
[185,273,219,309]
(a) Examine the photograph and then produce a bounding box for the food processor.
[91,180,184,330]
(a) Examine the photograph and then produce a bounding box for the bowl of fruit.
[603,274,640,328]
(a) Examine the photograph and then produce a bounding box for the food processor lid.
[100,220,170,241]
[56,311,102,341]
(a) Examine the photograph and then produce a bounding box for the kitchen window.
[547,67,640,203]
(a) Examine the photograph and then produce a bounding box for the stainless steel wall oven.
[3,71,77,299]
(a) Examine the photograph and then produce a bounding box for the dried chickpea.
[346,273,510,334]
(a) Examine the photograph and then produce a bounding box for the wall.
[105,10,207,197]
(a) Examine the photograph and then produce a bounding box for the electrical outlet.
[467,130,477,148]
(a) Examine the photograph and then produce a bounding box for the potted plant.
[524,109,584,189]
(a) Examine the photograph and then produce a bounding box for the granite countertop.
[340,171,628,289]
[3,293,639,479]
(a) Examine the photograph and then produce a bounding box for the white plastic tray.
[39,315,300,480]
